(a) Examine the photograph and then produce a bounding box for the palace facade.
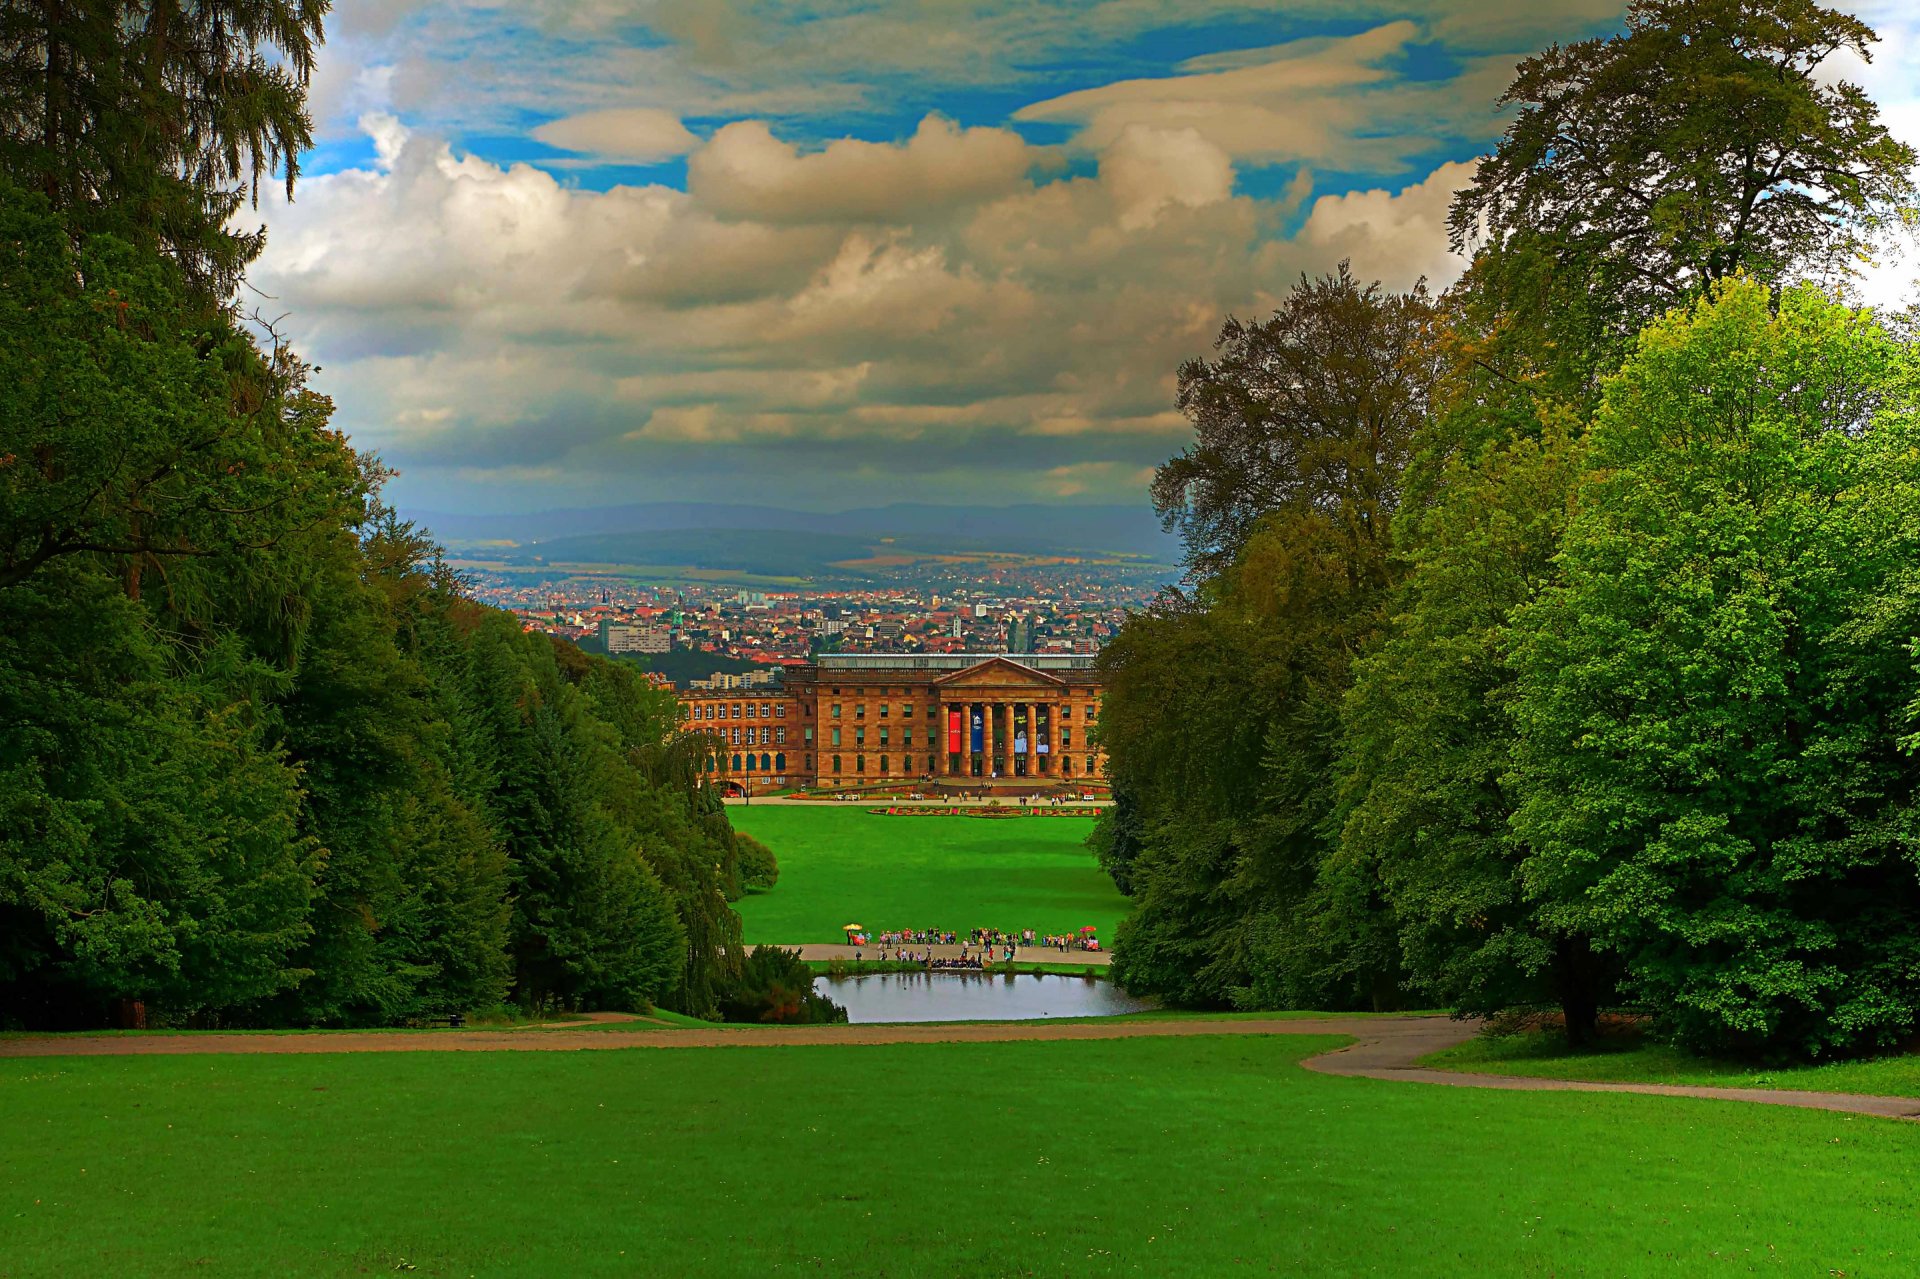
[676,653,1106,791]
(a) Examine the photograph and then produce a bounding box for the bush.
[735,832,779,891]
[715,946,847,1025]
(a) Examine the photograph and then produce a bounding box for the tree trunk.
[1554,934,1603,1048]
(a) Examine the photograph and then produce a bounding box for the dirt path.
[6,1015,1918,1122]
[1304,1031,1920,1121]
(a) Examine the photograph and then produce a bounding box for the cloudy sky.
[251,1,1920,516]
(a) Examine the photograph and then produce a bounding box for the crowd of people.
[847,927,1103,958]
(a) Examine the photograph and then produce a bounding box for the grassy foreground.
[729,806,1128,943]
[1424,1029,1920,1099]
[4,1035,1917,1277]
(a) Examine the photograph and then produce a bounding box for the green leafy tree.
[0,564,316,1025]
[0,0,327,300]
[1336,419,1616,1038]
[0,185,361,594]
[1151,265,1436,581]
[1449,0,1917,398]
[1510,280,1920,1058]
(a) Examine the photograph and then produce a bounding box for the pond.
[815,971,1158,1023]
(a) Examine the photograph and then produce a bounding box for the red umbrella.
[1080,926,1098,933]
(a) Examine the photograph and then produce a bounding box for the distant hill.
[520,528,886,579]
[405,501,1178,562]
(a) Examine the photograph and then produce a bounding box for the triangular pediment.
[933,657,1065,689]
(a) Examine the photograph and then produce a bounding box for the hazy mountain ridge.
[405,501,1179,561]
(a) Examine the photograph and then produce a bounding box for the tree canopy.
[0,1,756,1030]
[1097,0,1920,1059]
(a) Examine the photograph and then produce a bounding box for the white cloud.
[688,115,1044,224]
[252,99,1485,508]
[1292,160,1478,289]
[531,107,700,162]
[270,0,1811,509]
[1015,22,1481,171]
[1099,126,1236,230]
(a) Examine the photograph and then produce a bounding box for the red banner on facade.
[947,708,963,754]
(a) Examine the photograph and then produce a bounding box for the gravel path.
[7,1014,1918,1122]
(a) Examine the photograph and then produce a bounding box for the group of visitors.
[871,929,960,947]
[846,927,1102,955]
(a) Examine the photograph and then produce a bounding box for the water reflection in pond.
[817,971,1157,1023]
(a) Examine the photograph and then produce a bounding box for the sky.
[249,0,1920,516]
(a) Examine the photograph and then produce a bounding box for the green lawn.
[4,1034,1917,1276]
[1424,1028,1920,1099]
[729,806,1129,943]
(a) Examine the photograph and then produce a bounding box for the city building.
[676,653,1106,792]
[598,620,671,655]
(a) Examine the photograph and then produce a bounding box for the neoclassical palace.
[676,653,1106,791]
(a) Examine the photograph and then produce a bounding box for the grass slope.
[1425,1029,1920,1099]
[4,1036,1916,1276]
[729,807,1128,943]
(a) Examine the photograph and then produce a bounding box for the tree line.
[0,2,758,1028]
[1096,0,1920,1060]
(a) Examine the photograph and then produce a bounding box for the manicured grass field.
[1425,1029,1920,1098]
[4,1034,1917,1276]
[729,806,1129,943]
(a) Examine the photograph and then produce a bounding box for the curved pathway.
[5,1015,1917,1122]
[1300,1022,1920,1122]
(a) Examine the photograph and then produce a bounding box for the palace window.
[831,703,841,718]
[746,727,757,745]
[878,755,888,773]
[746,704,756,718]
[878,729,889,745]
[804,727,814,743]
[831,728,842,747]
[902,729,912,747]
[731,754,741,771]
[731,704,742,719]
[855,728,866,745]
[1086,755,1096,773]
[1060,705,1072,719]
[855,704,866,720]
[856,756,866,773]
[879,703,889,718]
[832,755,841,773]
[731,727,741,745]
[1061,728,1072,747]
[775,727,787,744]
[927,755,937,773]
[806,754,814,771]
[902,703,914,718]
[775,705,786,718]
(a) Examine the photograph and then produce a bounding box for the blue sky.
[252,0,1920,516]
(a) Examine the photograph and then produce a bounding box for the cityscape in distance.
[419,500,1178,688]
